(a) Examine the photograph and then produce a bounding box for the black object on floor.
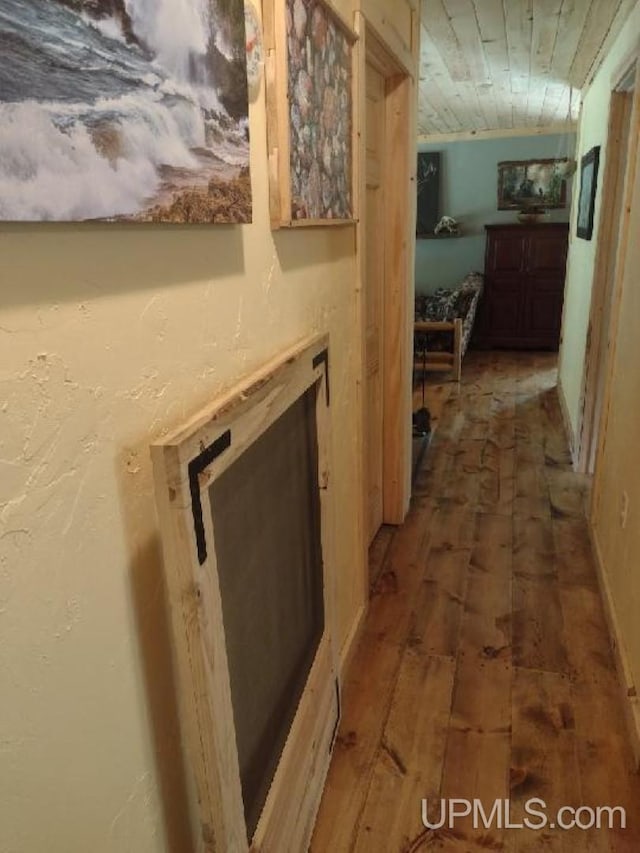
[413,345,431,437]
[412,348,432,483]
[413,406,431,436]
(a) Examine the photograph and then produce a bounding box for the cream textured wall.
[0,0,378,849]
[558,1,640,440]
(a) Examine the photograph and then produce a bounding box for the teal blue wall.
[415,133,576,293]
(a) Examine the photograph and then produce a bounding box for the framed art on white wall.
[576,146,601,240]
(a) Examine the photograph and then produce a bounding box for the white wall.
[592,120,640,717]
[558,0,640,440]
[0,0,418,849]
[558,0,640,753]
[588,22,640,744]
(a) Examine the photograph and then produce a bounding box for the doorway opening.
[361,26,413,549]
[357,22,414,600]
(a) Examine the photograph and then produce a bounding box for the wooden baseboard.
[588,523,640,770]
[556,377,579,470]
[339,601,368,680]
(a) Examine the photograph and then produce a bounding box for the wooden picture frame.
[497,158,569,210]
[416,152,441,236]
[264,0,357,228]
[151,334,339,852]
[576,146,601,240]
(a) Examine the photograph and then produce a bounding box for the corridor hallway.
[311,351,640,852]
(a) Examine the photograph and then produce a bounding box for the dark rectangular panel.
[491,274,523,294]
[526,292,564,337]
[416,152,441,235]
[527,232,568,273]
[487,292,521,336]
[489,233,527,273]
[209,386,325,840]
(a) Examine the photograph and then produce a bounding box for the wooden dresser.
[476,223,569,350]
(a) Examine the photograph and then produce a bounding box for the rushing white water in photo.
[124,0,210,82]
[0,0,250,221]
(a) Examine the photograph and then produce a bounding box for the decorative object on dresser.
[414,272,484,381]
[517,206,548,224]
[576,146,601,240]
[434,215,460,235]
[476,223,569,350]
[416,152,441,235]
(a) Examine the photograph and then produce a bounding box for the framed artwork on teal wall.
[497,158,569,210]
[416,152,441,235]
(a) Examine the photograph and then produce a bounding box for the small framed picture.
[576,146,601,240]
[497,158,568,210]
[416,152,441,236]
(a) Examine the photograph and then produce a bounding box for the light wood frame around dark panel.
[151,334,339,852]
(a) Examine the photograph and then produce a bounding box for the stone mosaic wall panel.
[286,0,353,221]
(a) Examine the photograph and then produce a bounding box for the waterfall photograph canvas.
[0,0,251,223]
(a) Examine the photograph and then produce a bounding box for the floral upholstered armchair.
[414,273,483,381]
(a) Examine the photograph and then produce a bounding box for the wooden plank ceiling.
[418,0,636,139]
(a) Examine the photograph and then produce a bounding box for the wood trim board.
[418,123,578,144]
[352,11,416,612]
[151,334,340,851]
[352,9,369,641]
[588,524,640,770]
[382,63,416,524]
[362,0,415,78]
[557,375,578,468]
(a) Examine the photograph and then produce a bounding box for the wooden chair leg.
[453,319,462,382]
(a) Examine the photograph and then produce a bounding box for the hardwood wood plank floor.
[312,351,640,852]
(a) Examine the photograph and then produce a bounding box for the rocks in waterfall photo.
[0,0,251,222]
